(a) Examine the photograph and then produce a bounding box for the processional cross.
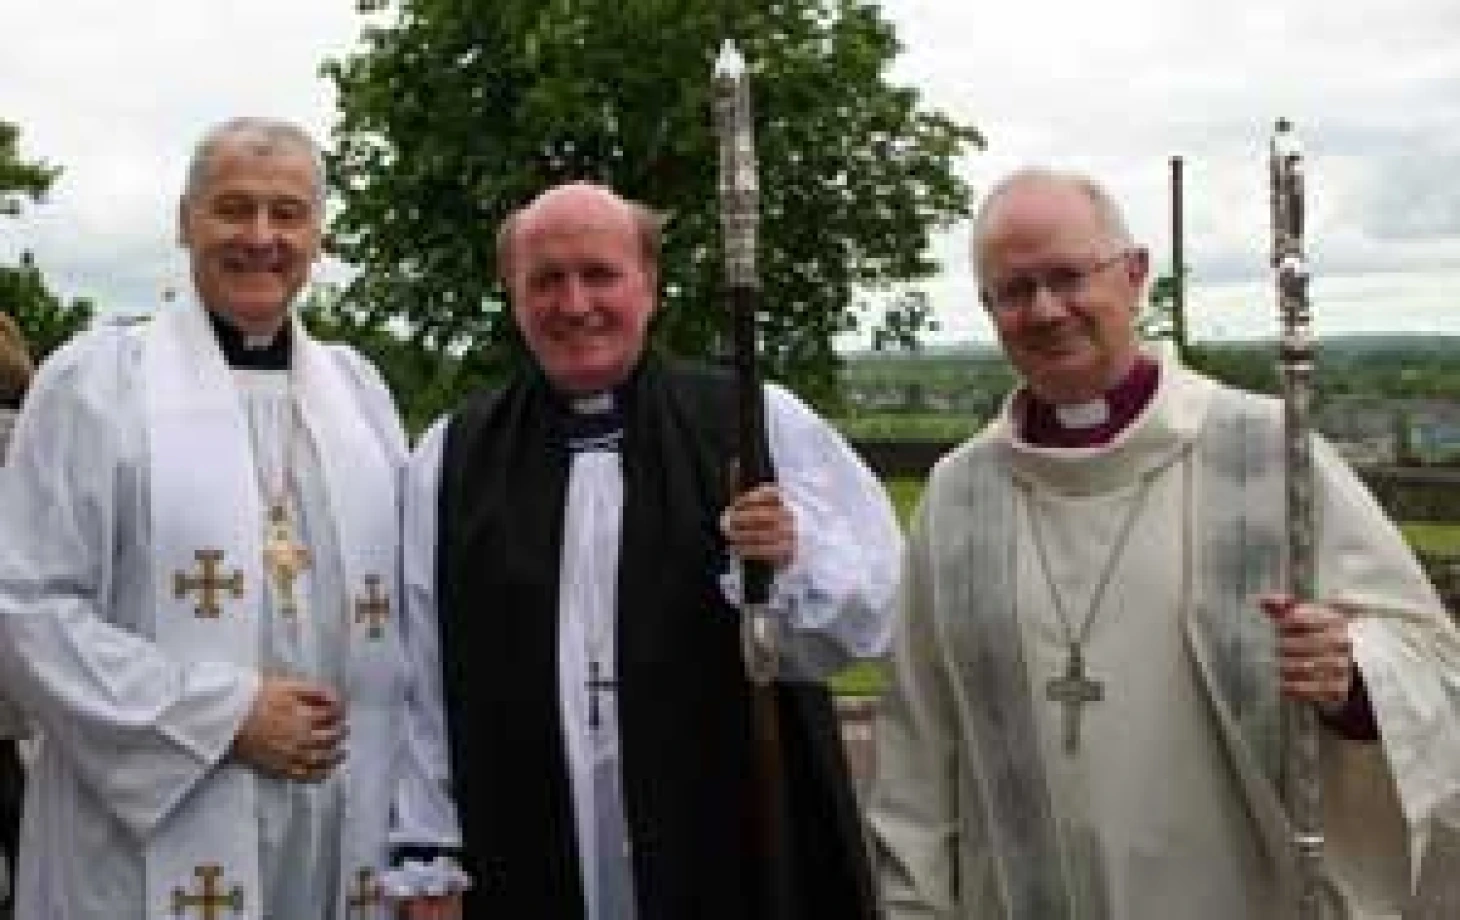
[170,864,245,919]
[345,867,382,919]
[174,549,245,619]
[1045,646,1103,755]
[353,574,391,640]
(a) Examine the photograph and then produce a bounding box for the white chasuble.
[143,301,406,919]
[0,296,406,920]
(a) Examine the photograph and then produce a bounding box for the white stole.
[144,301,404,918]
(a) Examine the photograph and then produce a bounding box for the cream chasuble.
[872,360,1460,920]
[0,299,407,920]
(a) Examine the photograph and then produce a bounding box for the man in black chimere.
[390,181,902,919]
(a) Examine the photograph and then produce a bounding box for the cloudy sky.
[2,0,1458,344]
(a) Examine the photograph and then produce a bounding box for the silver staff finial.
[713,37,759,290]
[714,39,745,80]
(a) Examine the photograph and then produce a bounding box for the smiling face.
[504,183,658,395]
[178,133,322,336]
[975,174,1148,404]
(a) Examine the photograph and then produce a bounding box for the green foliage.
[0,120,92,359]
[1140,270,1190,360]
[323,0,982,408]
[299,282,478,434]
[0,120,59,218]
[0,255,94,359]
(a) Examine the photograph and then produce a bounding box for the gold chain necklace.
[1023,471,1157,754]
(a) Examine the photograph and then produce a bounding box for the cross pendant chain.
[586,658,619,732]
[1045,646,1104,755]
[262,500,311,620]
[1025,475,1156,756]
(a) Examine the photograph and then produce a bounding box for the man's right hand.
[230,676,345,782]
[396,894,462,920]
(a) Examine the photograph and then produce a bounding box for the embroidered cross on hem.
[171,864,245,919]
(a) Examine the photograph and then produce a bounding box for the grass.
[1403,523,1460,555]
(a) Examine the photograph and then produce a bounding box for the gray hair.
[970,167,1135,278]
[182,117,325,206]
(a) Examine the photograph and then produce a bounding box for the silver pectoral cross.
[1046,646,1103,755]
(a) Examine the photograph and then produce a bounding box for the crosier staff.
[713,38,796,918]
[1270,117,1328,919]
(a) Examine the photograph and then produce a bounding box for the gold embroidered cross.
[354,574,390,640]
[346,866,383,918]
[173,550,245,619]
[170,863,245,919]
[262,502,311,619]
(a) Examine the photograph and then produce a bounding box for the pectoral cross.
[170,864,245,919]
[1045,646,1103,755]
[262,501,311,620]
[354,574,390,640]
[173,550,245,619]
[587,659,619,732]
[346,867,382,919]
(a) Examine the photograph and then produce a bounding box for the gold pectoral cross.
[262,501,310,620]
[171,864,245,919]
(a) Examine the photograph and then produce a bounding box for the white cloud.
[2,0,1458,341]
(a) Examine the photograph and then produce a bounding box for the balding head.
[497,182,663,284]
[500,182,664,394]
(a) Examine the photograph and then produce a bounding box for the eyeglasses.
[980,251,1132,313]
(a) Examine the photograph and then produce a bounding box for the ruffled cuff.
[379,854,472,899]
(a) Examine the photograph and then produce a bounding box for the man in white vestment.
[0,118,412,919]
[392,182,901,918]
[869,168,1460,919]
[0,311,33,917]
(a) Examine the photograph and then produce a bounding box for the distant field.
[830,479,1460,697]
[834,414,976,442]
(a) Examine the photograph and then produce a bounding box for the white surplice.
[396,382,903,919]
[0,298,409,919]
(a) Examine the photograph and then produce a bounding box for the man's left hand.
[1259,593,1356,707]
[722,484,796,570]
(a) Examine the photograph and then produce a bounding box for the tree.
[0,253,93,359]
[0,119,92,359]
[324,0,982,406]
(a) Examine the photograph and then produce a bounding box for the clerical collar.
[1018,357,1160,448]
[205,309,291,370]
[560,390,624,453]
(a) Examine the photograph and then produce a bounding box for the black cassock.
[432,356,876,919]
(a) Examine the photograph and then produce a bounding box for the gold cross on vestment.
[1045,646,1103,755]
[170,864,245,919]
[346,866,383,918]
[354,574,390,639]
[173,550,245,619]
[262,501,311,620]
